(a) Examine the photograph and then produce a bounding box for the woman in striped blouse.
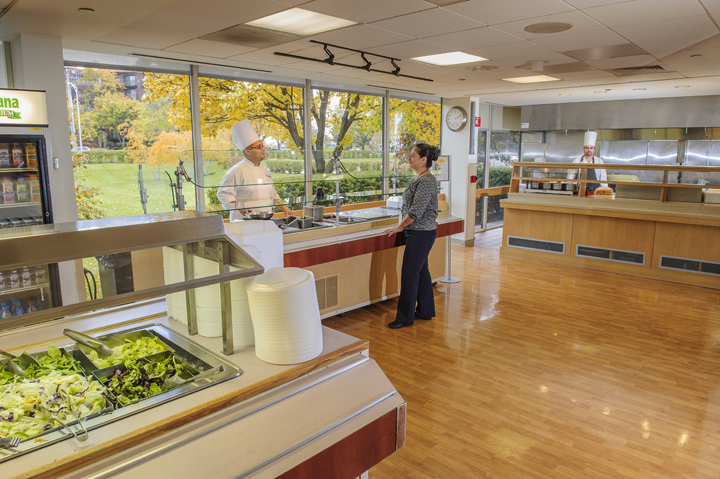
[384,143,439,329]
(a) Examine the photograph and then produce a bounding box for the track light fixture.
[275,40,433,82]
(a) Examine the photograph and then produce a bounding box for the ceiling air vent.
[608,65,667,76]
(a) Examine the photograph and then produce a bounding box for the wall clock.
[446,106,467,132]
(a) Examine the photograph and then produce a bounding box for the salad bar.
[0,324,241,462]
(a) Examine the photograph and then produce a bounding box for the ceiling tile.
[370,8,485,39]
[530,28,629,52]
[123,10,236,38]
[94,28,189,50]
[562,0,633,7]
[614,15,719,58]
[366,39,454,60]
[443,0,574,25]
[465,41,578,65]
[583,0,708,27]
[301,0,434,24]
[161,0,290,24]
[424,26,523,50]
[683,69,720,77]
[705,0,720,14]
[551,70,616,81]
[164,39,257,58]
[492,11,606,41]
[311,25,414,50]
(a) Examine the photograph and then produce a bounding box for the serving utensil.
[38,393,88,443]
[0,437,20,448]
[0,357,26,378]
[161,365,224,391]
[0,348,41,369]
[63,329,114,359]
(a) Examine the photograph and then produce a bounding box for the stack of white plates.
[247,267,323,365]
[194,256,223,337]
[162,247,187,325]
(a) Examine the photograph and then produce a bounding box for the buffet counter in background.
[500,193,720,289]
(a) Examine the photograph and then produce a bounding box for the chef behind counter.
[217,119,291,221]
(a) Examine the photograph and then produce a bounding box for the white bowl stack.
[246,267,323,365]
[193,256,224,337]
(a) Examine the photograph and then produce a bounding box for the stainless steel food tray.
[0,324,241,463]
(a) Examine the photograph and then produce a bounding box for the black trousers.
[395,229,436,325]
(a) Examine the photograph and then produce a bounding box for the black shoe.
[415,312,433,320]
[388,320,409,329]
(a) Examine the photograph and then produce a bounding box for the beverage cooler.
[0,89,61,316]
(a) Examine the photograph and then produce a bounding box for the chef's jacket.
[217,159,281,221]
[568,156,607,182]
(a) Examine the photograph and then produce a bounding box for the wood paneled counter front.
[500,193,720,289]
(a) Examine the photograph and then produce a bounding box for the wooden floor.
[324,243,720,479]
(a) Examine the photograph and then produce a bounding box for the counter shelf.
[0,323,241,464]
[0,211,264,355]
[510,162,720,200]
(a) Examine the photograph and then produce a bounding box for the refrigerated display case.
[0,134,52,227]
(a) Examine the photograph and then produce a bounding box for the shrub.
[83,149,132,164]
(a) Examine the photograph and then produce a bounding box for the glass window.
[487,131,520,228]
[309,89,383,204]
[65,67,192,220]
[193,78,305,215]
[389,99,441,190]
[475,130,487,229]
[0,42,8,89]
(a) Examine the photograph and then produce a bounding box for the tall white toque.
[231,119,261,151]
[584,131,597,147]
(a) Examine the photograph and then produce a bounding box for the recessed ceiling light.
[247,8,356,36]
[502,75,561,84]
[690,54,701,58]
[524,22,573,34]
[458,78,466,81]
[594,91,607,93]
[78,7,94,12]
[411,52,488,66]
[633,88,646,91]
[467,65,498,71]
[559,93,571,96]
[675,85,690,88]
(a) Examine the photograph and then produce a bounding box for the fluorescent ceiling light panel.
[246,8,356,36]
[411,52,488,66]
[502,75,561,84]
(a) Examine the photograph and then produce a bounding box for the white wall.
[9,34,77,223]
[441,97,476,246]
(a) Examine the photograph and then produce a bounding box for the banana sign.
[0,89,48,126]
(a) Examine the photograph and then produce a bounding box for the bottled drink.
[12,144,24,167]
[21,267,32,287]
[1,177,14,204]
[16,176,28,202]
[0,303,10,319]
[9,269,19,289]
[35,265,46,283]
[0,270,5,291]
[26,144,37,168]
[27,299,37,313]
[28,174,41,202]
[12,300,23,315]
[0,144,9,167]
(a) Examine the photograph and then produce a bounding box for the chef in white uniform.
[570,131,607,195]
[217,119,291,221]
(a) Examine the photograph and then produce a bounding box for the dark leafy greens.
[104,355,186,405]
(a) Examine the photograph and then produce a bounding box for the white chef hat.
[231,119,261,151]
[584,131,597,147]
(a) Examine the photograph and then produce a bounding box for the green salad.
[86,337,167,369]
[0,347,84,385]
[104,354,185,405]
[0,372,106,440]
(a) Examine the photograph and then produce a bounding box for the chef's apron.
[586,167,600,192]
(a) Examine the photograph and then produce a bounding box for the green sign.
[0,109,21,120]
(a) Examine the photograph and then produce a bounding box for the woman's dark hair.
[414,143,439,167]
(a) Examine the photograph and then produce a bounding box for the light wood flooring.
[323,244,720,479]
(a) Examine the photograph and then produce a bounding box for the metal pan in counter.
[72,329,174,370]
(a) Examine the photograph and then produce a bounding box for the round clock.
[446,106,468,132]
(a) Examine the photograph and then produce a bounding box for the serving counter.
[0,213,407,478]
[279,200,464,318]
[500,193,720,289]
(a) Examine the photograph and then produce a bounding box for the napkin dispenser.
[386,196,403,210]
